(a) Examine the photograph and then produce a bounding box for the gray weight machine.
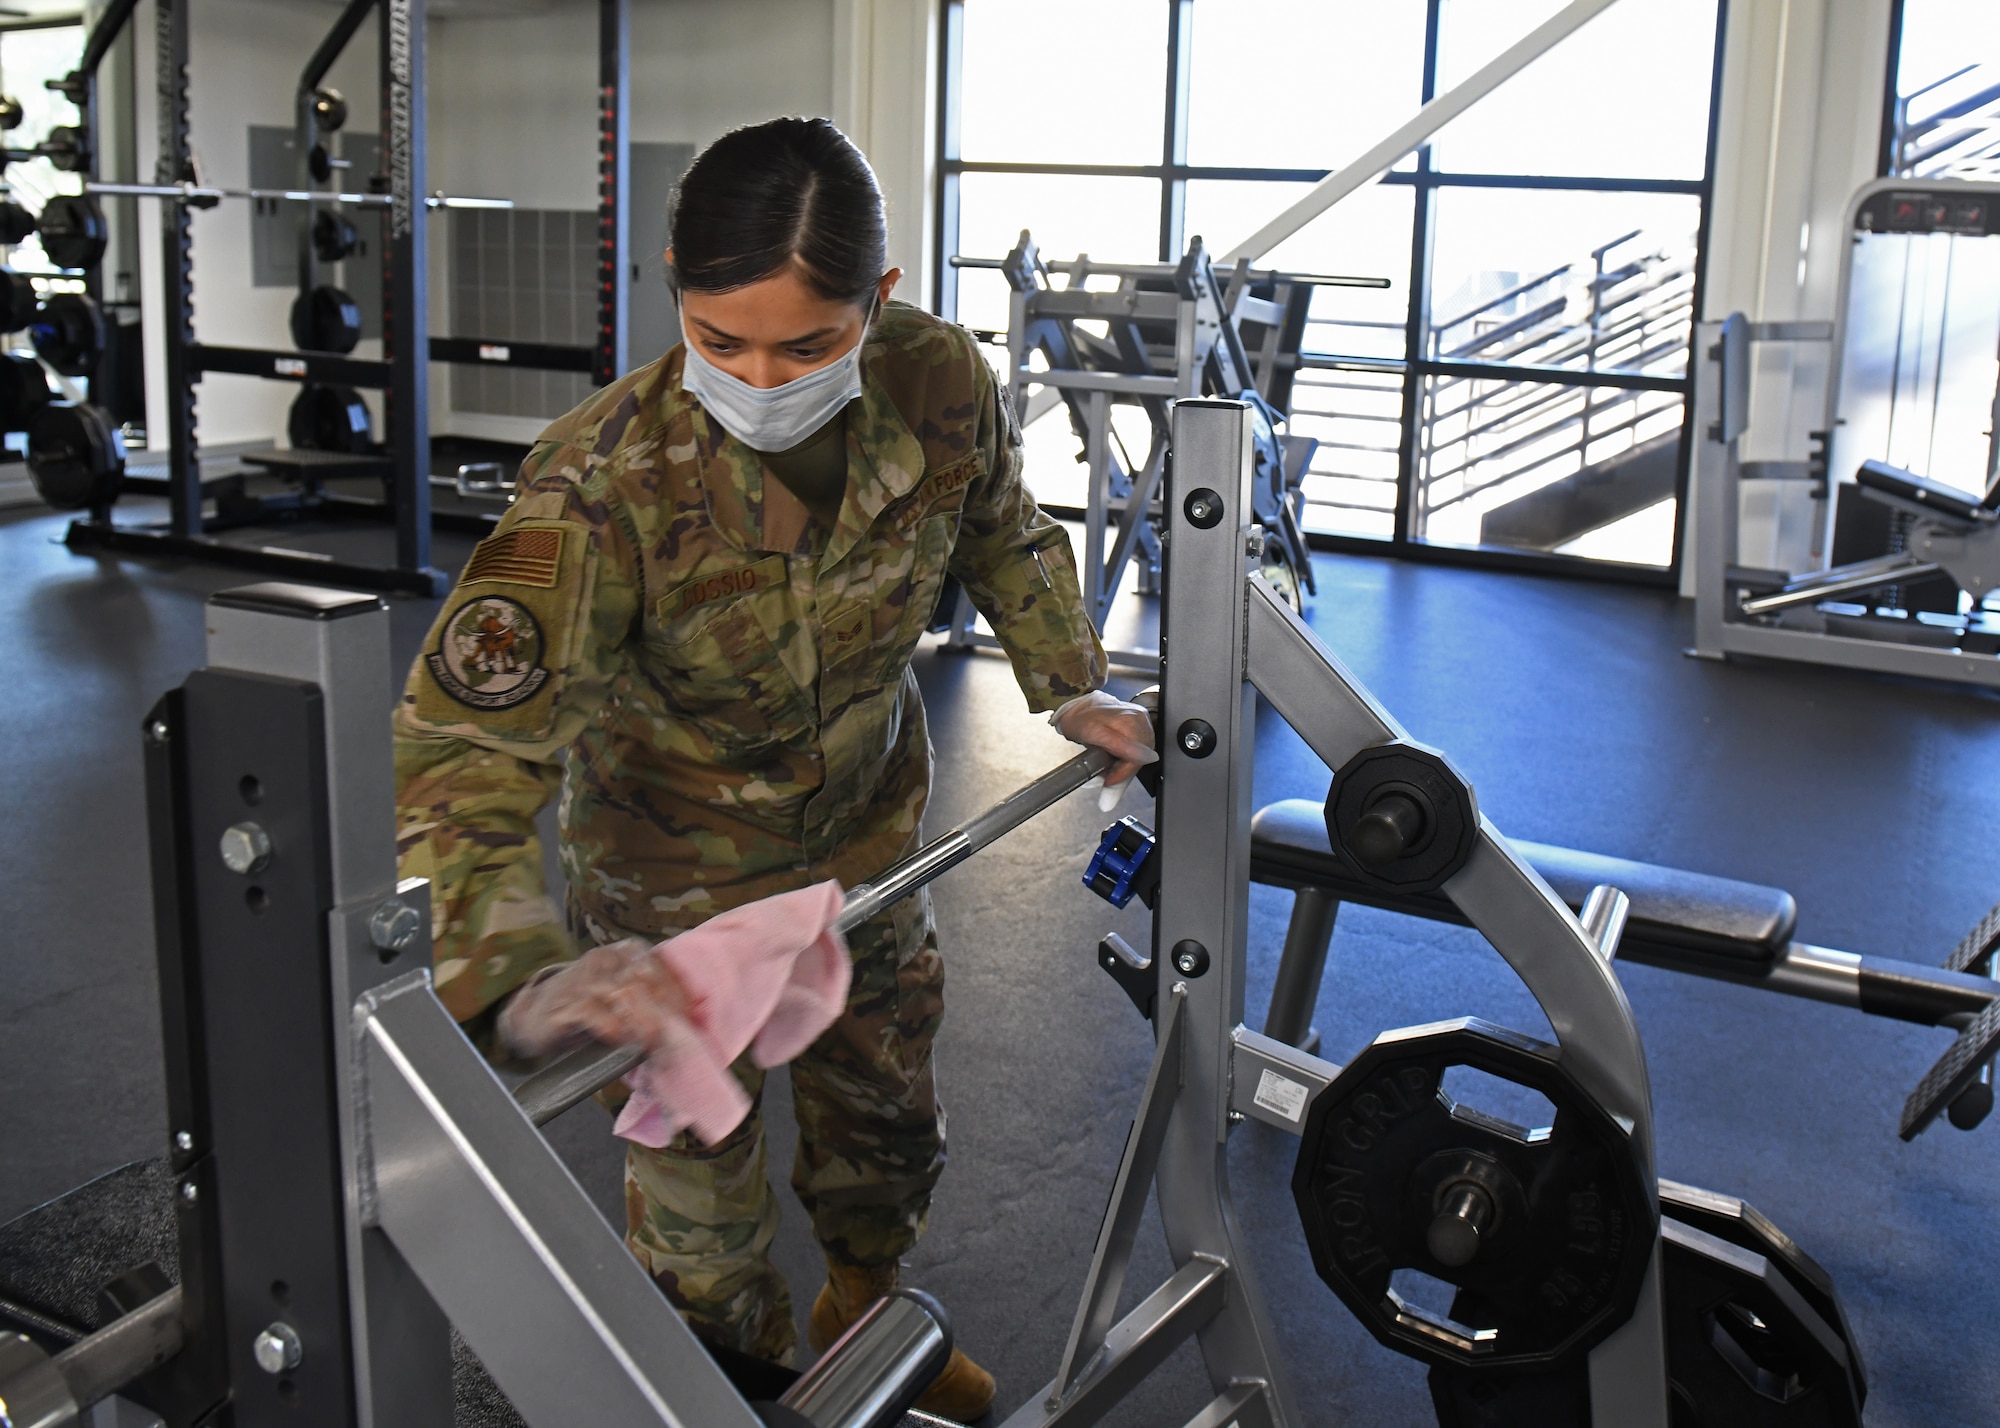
[941,233,1381,671]
[1691,178,2000,687]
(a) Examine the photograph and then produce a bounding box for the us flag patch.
[461,527,565,589]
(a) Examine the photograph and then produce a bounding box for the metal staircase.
[1422,229,1694,552]
[1285,228,1697,556]
[1893,60,2000,182]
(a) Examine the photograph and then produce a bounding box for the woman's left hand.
[1051,690,1159,799]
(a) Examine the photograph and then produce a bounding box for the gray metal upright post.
[595,0,631,385]
[155,0,199,538]
[380,0,442,592]
[1688,319,1733,660]
[1152,398,1301,1422]
[203,585,453,1428]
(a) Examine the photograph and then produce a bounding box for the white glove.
[1050,689,1158,811]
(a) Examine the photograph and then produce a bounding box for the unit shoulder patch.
[461,524,567,589]
[426,595,551,710]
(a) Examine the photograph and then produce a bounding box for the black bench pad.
[1249,799,1796,968]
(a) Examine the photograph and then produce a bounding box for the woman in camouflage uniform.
[393,118,1154,1420]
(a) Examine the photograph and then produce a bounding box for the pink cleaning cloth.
[613,880,851,1148]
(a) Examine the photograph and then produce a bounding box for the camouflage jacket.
[394,302,1107,1026]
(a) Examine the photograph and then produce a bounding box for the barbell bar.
[512,744,1120,1127]
[83,181,513,210]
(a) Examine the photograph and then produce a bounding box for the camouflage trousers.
[572,887,947,1365]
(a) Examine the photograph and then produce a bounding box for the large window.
[937,0,1725,577]
[1884,0,2000,180]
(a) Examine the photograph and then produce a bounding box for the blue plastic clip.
[1083,815,1157,909]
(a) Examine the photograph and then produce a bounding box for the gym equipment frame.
[1689,179,2000,688]
[944,233,1376,671]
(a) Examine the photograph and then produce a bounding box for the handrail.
[1893,61,2000,179]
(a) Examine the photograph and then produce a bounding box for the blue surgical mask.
[680,310,872,453]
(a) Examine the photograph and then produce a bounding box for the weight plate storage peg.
[30,293,104,377]
[36,194,106,272]
[1659,1217,1863,1427]
[0,353,53,431]
[1325,740,1479,894]
[290,284,363,354]
[288,383,371,453]
[28,402,125,511]
[1292,1017,1655,1375]
[311,87,349,132]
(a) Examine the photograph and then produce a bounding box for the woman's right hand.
[497,938,696,1064]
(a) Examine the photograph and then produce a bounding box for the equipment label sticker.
[1253,1069,1309,1123]
[428,595,550,710]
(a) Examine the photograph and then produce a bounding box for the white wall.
[424,0,872,437]
[833,0,938,300]
[1689,0,1894,588]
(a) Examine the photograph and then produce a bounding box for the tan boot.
[808,1263,997,1423]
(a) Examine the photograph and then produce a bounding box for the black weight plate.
[0,267,37,331]
[0,95,22,131]
[289,284,362,354]
[37,195,107,272]
[1658,1181,1866,1406]
[287,383,371,453]
[28,401,123,510]
[0,353,52,431]
[1661,1217,1862,1427]
[311,87,348,133]
[1292,1017,1655,1374]
[311,210,359,264]
[0,201,35,246]
[1325,741,1480,893]
[43,124,86,172]
[30,293,103,377]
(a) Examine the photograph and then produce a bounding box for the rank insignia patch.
[427,596,551,709]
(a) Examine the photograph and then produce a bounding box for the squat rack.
[60,0,636,597]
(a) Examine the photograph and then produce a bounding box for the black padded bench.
[1247,798,1798,1046]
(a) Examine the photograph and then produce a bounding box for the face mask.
[679,306,872,453]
